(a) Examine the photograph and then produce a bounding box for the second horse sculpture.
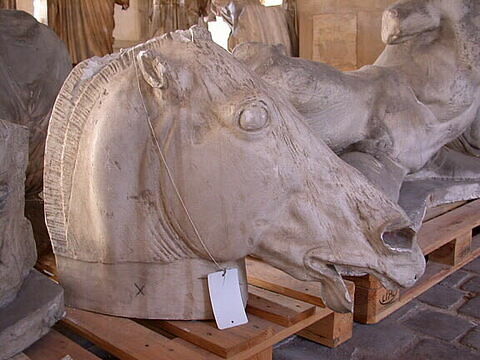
[235,0,480,227]
[44,27,425,319]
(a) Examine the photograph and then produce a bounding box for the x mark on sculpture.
[134,283,145,296]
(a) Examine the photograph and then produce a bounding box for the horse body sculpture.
[44,27,424,319]
[235,0,480,226]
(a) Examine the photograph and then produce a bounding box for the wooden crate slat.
[150,316,276,358]
[246,258,354,307]
[418,199,480,254]
[170,338,224,359]
[24,329,100,360]
[62,307,203,360]
[247,286,317,327]
[423,200,468,222]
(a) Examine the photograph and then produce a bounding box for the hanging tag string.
[133,52,224,272]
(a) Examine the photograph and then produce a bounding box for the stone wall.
[297,0,397,70]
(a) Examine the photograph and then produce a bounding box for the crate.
[22,255,355,360]
[346,199,480,324]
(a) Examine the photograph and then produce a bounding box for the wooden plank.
[247,286,316,327]
[152,316,274,358]
[356,235,480,324]
[172,338,272,360]
[61,307,203,360]
[423,201,468,222]
[246,258,327,306]
[246,257,354,307]
[24,329,100,360]
[418,199,480,254]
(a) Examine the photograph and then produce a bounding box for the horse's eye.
[238,102,269,131]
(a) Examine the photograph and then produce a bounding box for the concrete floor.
[274,257,480,360]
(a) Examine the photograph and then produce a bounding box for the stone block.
[461,328,480,351]
[418,285,467,309]
[357,11,386,67]
[404,339,479,360]
[312,13,357,70]
[458,296,480,319]
[461,276,480,294]
[349,321,418,359]
[0,270,64,360]
[464,257,480,274]
[402,309,473,341]
[439,270,471,288]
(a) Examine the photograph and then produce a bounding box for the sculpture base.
[0,270,65,360]
[57,256,248,320]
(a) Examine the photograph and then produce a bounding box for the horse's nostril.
[381,227,416,251]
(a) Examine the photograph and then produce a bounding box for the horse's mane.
[44,28,211,255]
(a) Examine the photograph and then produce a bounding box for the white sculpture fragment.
[234,0,480,228]
[0,120,64,360]
[44,27,425,319]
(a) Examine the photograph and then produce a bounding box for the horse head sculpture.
[44,27,424,319]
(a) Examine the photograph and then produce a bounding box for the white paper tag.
[208,268,248,330]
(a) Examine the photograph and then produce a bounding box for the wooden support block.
[351,285,400,324]
[299,311,353,348]
[430,231,472,266]
[247,348,272,360]
[24,329,100,360]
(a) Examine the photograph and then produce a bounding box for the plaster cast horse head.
[234,0,480,228]
[44,27,424,318]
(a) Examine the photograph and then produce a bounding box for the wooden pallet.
[346,199,480,324]
[24,255,354,360]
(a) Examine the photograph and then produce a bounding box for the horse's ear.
[136,50,168,89]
